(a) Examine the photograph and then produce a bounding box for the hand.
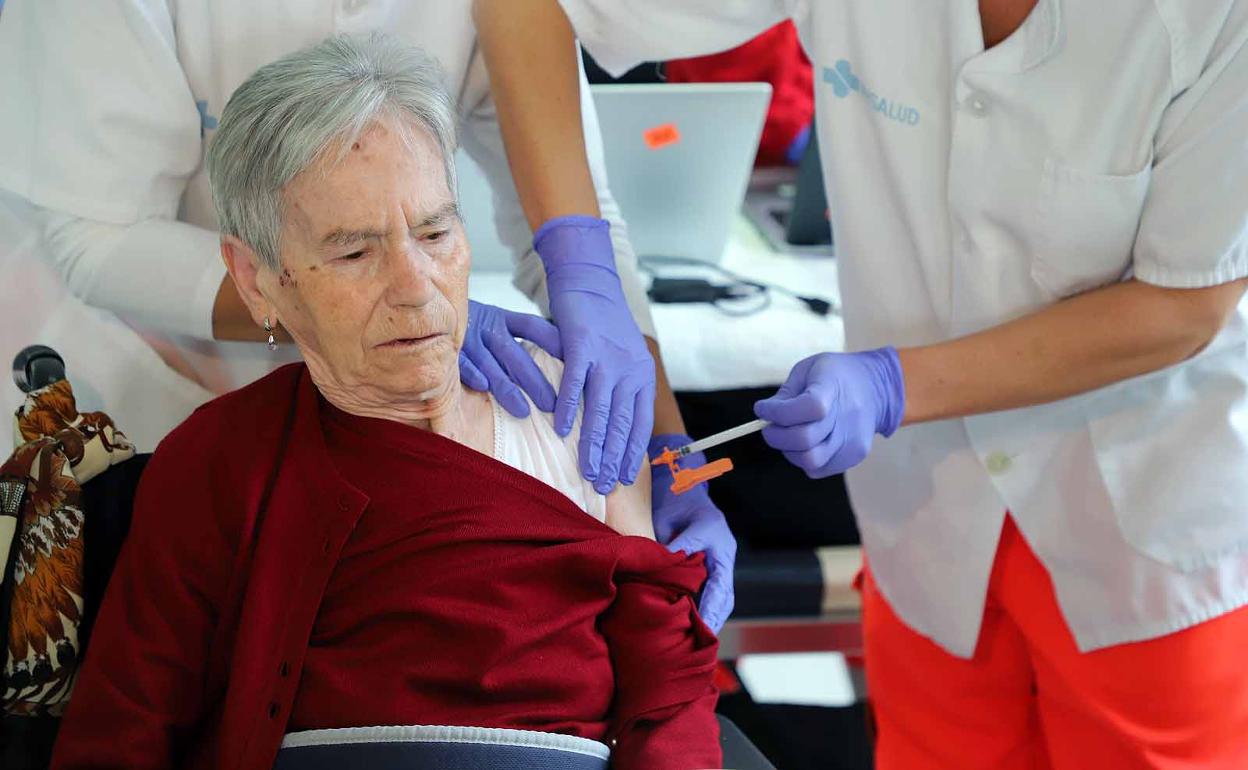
[649,434,737,633]
[754,347,905,479]
[459,300,562,418]
[535,215,655,495]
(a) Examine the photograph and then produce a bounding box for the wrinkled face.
[260,117,469,403]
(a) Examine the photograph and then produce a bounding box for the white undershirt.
[488,343,606,523]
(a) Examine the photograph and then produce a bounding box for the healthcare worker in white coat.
[475,1,1248,767]
[0,1,737,630]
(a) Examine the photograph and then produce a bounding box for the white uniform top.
[0,0,654,456]
[563,0,1248,656]
[494,343,607,523]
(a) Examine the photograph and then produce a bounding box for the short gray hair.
[206,33,459,269]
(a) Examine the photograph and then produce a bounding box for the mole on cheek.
[278,268,299,289]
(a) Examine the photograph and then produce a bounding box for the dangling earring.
[263,317,277,351]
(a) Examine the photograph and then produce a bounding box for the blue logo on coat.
[196,100,218,137]
[823,60,920,127]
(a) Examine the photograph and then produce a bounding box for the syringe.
[660,418,770,459]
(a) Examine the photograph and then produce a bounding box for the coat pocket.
[1030,158,1152,299]
[1086,345,1248,572]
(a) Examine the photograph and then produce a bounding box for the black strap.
[0,474,30,695]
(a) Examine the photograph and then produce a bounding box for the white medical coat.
[0,0,653,456]
[562,0,1248,656]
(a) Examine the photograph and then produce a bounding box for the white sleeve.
[557,0,798,77]
[459,50,657,338]
[1132,13,1248,288]
[0,0,202,223]
[42,212,226,340]
[520,341,608,522]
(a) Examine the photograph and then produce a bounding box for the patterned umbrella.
[0,350,133,717]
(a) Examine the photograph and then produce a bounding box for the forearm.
[646,336,687,436]
[53,459,222,768]
[610,690,722,770]
[212,276,292,343]
[42,212,225,340]
[600,576,721,770]
[899,278,1248,425]
[474,0,599,227]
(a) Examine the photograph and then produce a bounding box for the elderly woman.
[49,35,720,770]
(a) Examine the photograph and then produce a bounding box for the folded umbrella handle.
[12,345,65,393]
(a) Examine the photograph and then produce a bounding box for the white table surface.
[469,215,845,392]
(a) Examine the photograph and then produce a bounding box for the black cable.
[640,255,837,317]
[642,261,771,317]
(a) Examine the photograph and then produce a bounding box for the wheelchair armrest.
[717,714,776,770]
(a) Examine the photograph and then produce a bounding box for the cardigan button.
[268,702,281,719]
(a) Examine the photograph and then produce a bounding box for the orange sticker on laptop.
[643,122,681,149]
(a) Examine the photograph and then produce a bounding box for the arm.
[0,0,273,346]
[757,23,1248,478]
[472,0,597,228]
[471,0,739,630]
[900,278,1247,425]
[647,348,686,436]
[599,553,722,770]
[516,339,656,538]
[51,431,230,769]
[40,212,279,343]
[458,42,686,436]
[605,457,656,539]
[576,74,685,437]
[573,55,688,436]
[901,14,1248,422]
[759,279,1246,478]
[471,5,658,493]
[474,0,792,86]
[471,0,790,440]
[213,275,292,342]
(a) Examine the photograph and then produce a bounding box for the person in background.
[0,0,735,631]
[475,0,1248,768]
[666,21,814,166]
[580,21,814,166]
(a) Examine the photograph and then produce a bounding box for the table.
[469,213,845,392]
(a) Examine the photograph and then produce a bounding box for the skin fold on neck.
[306,349,497,457]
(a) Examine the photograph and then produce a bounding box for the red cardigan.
[51,365,720,769]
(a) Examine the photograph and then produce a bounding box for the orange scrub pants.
[862,517,1248,770]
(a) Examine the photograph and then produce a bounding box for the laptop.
[591,83,771,262]
[743,133,834,256]
[456,149,513,273]
[458,83,770,271]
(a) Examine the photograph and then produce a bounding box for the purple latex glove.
[459,300,562,418]
[649,433,737,633]
[536,215,655,495]
[754,347,905,479]
[784,123,812,166]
